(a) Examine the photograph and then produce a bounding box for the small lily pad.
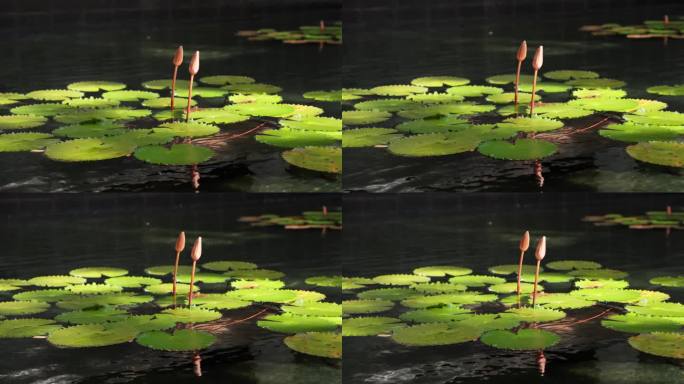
[573,88,627,99]
[224,268,285,280]
[190,294,252,310]
[650,276,684,288]
[65,283,123,295]
[102,90,159,102]
[145,265,194,276]
[284,332,341,359]
[479,138,557,160]
[544,70,600,81]
[411,76,470,87]
[480,329,560,350]
[343,299,394,314]
[602,313,683,333]
[486,92,540,104]
[410,282,467,293]
[373,274,430,286]
[0,301,50,316]
[161,307,221,323]
[413,266,472,277]
[202,261,257,272]
[67,81,127,92]
[626,302,684,317]
[137,329,216,351]
[448,275,506,287]
[52,122,127,139]
[343,128,401,148]
[395,116,469,134]
[354,98,419,112]
[104,276,162,288]
[225,288,297,303]
[566,78,626,88]
[599,123,684,143]
[570,288,642,303]
[497,117,564,133]
[371,85,428,96]
[222,83,282,94]
[486,74,536,85]
[401,293,498,308]
[533,293,596,309]
[200,75,255,86]
[628,332,684,359]
[231,279,285,290]
[283,302,341,317]
[303,90,341,102]
[144,283,198,295]
[29,275,86,287]
[489,282,544,294]
[342,110,392,125]
[11,103,74,116]
[48,324,138,348]
[69,267,128,278]
[134,144,214,165]
[27,89,84,101]
[387,132,481,157]
[343,317,404,336]
[399,307,471,323]
[505,306,567,323]
[446,85,504,97]
[0,115,48,130]
[0,133,58,152]
[391,323,481,346]
[546,260,602,271]
[0,318,61,338]
[55,308,129,324]
[568,269,629,280]
[489,265,541,275]
[141,97,196,109]
[256,128,339,148]
[282,146,341,174]
[229,93,283,104]
[45,138,130,162]
[304,276,342,288]
[257,313,340,333]
[626,141,684,168]
[357,288,416,301]
[575,279,629,289]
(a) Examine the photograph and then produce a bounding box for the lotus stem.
[186,51,200,122]
[514,41,527,108]
[172,231,186,298]
[532,235,546,306]
[529,46,543,116]
[193,352,202,377]
[536,350,547,376]
[171,45,183,111]
[188,236,202,305]
[517,230,530,295]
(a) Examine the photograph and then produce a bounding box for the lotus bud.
[175,231,185,252]
[517,40,527,62]
[191,236,202,261]
[535,236,546,261]
[665,15,669,25]
[189,51,200,76]
[532,46,543,71]
[173,46,184,66]
[320,20,325,31]
[519,230,530,252]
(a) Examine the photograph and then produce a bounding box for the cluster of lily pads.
[580,16,684,39]
[236,22,342,45]
[0,76,341,174]
[0,261,341,359]
[342,71,684,169]
[239,208,342,230]
[341,261,684,360]
[583,209,684,230]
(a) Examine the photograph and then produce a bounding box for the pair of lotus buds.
[516,41,543,71]
[173,46,200,76]
[176,231,202,261]
[519,230,546,261]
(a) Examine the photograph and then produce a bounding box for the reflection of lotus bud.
[173,46,184,66]
[535,236,546,261]
[517,40,527,61]
[519,230,530,252]
[189,51,200,75]
[191,236,202,261]
[175,231,185,252]
[532,46,543,70]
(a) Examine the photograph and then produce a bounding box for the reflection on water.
[343,193,684,384]
[343,0,684,192]
[0,194,341,384]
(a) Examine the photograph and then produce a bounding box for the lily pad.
[570,288,642,303]
[258,313,340,333]
[342,317,404,336]
[0,133,58,152]
[373,274,430,286]
[480,329,560,350]
[231,279,285,290]
[52,122,127,139]
[191,294,252,310]
[27,89,84,101]
[497,116,564,133]
[568,97,640,112]
[401,293,498,309]
[65,283,123,295]
[387,132,481,157]
[410,282,467,293]
[566,78,626,88]
[399,306,471,323]
[11,103,74,116]
[504,306,567,323]
[486,92,540,104]
[489,264,541,275]
[134,144,214,165]
[626,141,684,168]
[411,76,470,87]
[650,276,684,288]
[575,279,630,289]
[528,103,594,119]
[0,301,50,316]
[343,299,394,314]
[102,90,159,102]
[145,265,194,276]
[342,110,391,125]
[69,267,128,278]
[397,103,495,119]
[224,268,285,280]
[282,146,341,174]
[45,138,130,162]
[544,70,600,81]
[304,276,342,288]
[546,260,602,271]
[141,97,196,109]
[202,261,257,272]
[354,98,419,112]
[533,293,596,309]
[371,85,428,96]
[47,324,138,348]
[628,332,684,359]
[0,115,48,130]
[55,308,129,324]
[518,82,572,94]
[225,288,297,303]
[646,85,684,96]
[28,275,86,287]
[406,92,465,104]
[446,85,504,97]
[357,288,416,301]
[284,332,341,359]
[0,318,61,338]
[283,302,341,317]
[486,74,536,85]
[280,117,341,132]
[391,323,481,346]
[599,123,684,143]
[224,103,295,118]
[142,79,194,90]
[104,276,162,288]
[136,329,216,351]
[626,302,684,317]
[13,289,75,302]
[222,83,282,94]
[161,307,221,323]
[144,283,198,295]
[228,93,283,104]
[152,121,220,138]
[67,81,126,92]
[56,293,153,310]
[413,266,472,277]
[63,97,121,109]
[448,275,506,287]
[573,88,628,99]
[256,128,339,148]
[568,269,629,280]
[489,282,544,294]
[54,108,151,124]
[602,313,683,333]
[395,116,469,134]
[343,128,401,147]
[479,138,557,160]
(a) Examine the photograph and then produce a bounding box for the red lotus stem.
[171,46,183,111]
[514,41,527,107]
[517,230,530,295]
[532,235,546,306]
[172,231,186,297]
[186,51,200,122]
[529,46,543,115]
[188,236,202,305]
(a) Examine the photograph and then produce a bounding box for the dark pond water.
[0,0,340,192]
[0,193,342,384]
[343,0,684,192]
[343,193,684,384]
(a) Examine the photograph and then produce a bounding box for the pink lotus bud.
[175,231,185,253]
[173,46,184,66]
[189,51,200,76]
[519,230,530,252]
[517,40,527,62]
[532,46,543,70]
[191,236,202,261]
[535,236,546,261]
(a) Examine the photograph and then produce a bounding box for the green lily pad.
[284,332,341,359]
[342,110,391,125]
[628,332,684,359]
[489,282,544,294]
[566,78,626,88]
[573,88,628,99]
[0,318,61,338]
[0,301,50,316]
[102,90,159,101]
[489,264,541,275]
[527,102,593,119]
[342,317,404,336]
[479,139,557,160]
[486,92,541,104]
[56,293,153,310]
[28,275,86,287]
[456,314,523,332]
[0,133,58,152]
[544,70,600,81]
[480,329,560,350]
[105,314,178,333]
[568,269,629,279]
[52,122,127,138]
[63,97,121,109]
[533,293,596,309]
[518,82,572,94]
[411,76,470,87]
[256,128,339,148]
[202,261,257,272]
[161,307,221,323]
[304,276,342,288]
[13,289,75,302]
[650,276,684,288]
[224,103,295,117]
[399,306,471,323]
[387,132,481,157]
[371,85,428,96]
[47,323,138,348]
[343,128,401,148]
[373,274,430,286]
[27,89,84,101]
[69,267,128,278]
[144,283,198,295]
[67,81,127,92]
[626,141,684,168]
[646,85,684,96]
[546,260,602,271]
[397,103,495,119]
[54,108,151,124]
[65,283,123,295]
[283,302,341,317]
[0,115,48,130]
[303,90,341,102]
[626,302,684,317]
[282,146,341,174]
[570,288,642,303]
[280,117,341,132]
[401,293,498,309]
[152,122,221,138]
[519,272,574,283]
[406,92,465,104]
[11,103,74,116]
[174,271,227,284]
[357,288,416,301]
[599,123,684,143]
[231,279,285,290]
[222,83,282,94]
[45,138,130,162]
[354,98,419,112]
[189,294,252,310]
[410,282,467,293]
[225,288,298,303]
[575,279,630,289]
[224,268,285,280]
[391,323,481,346]
[141,97,196,109]
[136,329,216,351]
[568,97,640,112]
[504,306,567,323]
[486,74,536,85]
[602,313,683,333]
[228,93,283,104]
[55,308,129,324]
[104,276,162,288]
[200,75,255,86]
[343,299,393,314]
[258,313,340,333]
[134,144,214,165]
[446,85,504,97]
[395,116,470,134]
[448,275,506,287]
[413,266,472,277]
[145,265,195,276]
[142,79,194,90]
[497,117,564,132]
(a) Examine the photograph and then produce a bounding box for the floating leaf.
[145,265,195,276]
[573,88,627,99]
[28,275,86,287]
[202,261,257,272]
[161,307,221,323]
[231,279,285,290]
[144,283,198,295]
[67,81,126,92]
[570,288,642,303]
[134,144,214,165]
[0,115,47,130]
[304,276,342,288]
[0,133,58,152]
[27,89,84,101]
[478,139,558,160]
[282,146,341,174]
[13,289,75,302]
[65,283,123,295]
[224,103,295,117]
[283,302,341,317]
[456,313,523,332]
[626,302,684,317]
[55,308,129,324]
[0,318,61,338]
[602,313,683,333]
[566,78,626,88]
[0,301,50,315]
[47,324,138,348]
[104,276,161,288]
[354,98,419,112]
[486,74,536,85]
[401,293,498,309]
[54,108,151,124]
[256,128,339,148]
[387,132,481,157]
[11,103,74,116]
[626,141,684,168]
[650,276,684,288]
[342,110,391,125]
[568,269,629,279]
[223,83,282,94]
[489,264,541,275]
[63,97,121,109]
[343,317,403,336]
[224,268,285,280]
[373,274,430,286]
[446,85,504,97]
[528,103,593,119]
[45,138,130,162]
[391,323,481,346]
[412,266,472,277]
[546,260,602,271]
[568,97,640,112]
[480,329,560,350]
[175,271,228,284]
[406,92,465,104]
[448,275,506,287]
[395,116,469,134]
[397,103,495,119]
[153,121,220,138]
[343,299,393,314]
[575,279,629,289]
[56,293,153,310]
[486,92,540,104]
[519,272,574,283]
[504,306,567,323]
[142,79,194,90]
[357,288,416,301]
[225,288,298,303]
[518,82,571,93]
[600,123,684,143]
[303,90,341,102]
[106,314,177,333]
[52,122,127,138]
[399,307,471,323]
[69,267,128,278]
[258,313,340,333]
[280,117,341,132]
[343,128,401,148]
[533,293,596,309]
[190,294,252,310]
[228,93,282,104]
[411,76,470,87]
[544,70,600,81]
[497,117,564,132]
[646,84,684,96]
[410,282,467,293]
[141,97,196,109]
[284,332,341,359]
[136,329,216,351]
[628,332,684,359]
[102,90,159,101]
[371,85,428,96]
[489,282,544,294]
